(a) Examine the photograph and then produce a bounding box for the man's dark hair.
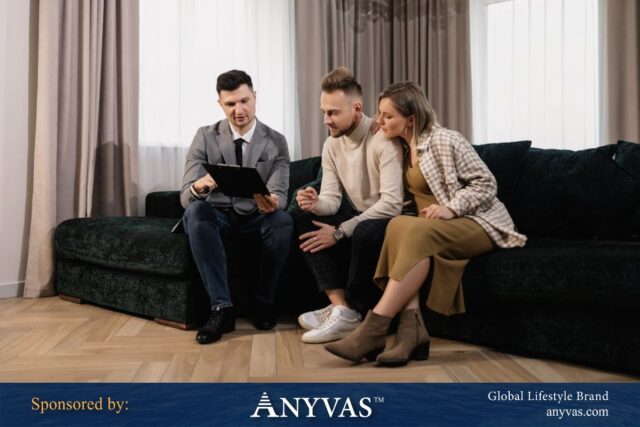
[321,67,362,97]
[216,69,254,94]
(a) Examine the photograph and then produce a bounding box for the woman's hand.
[421,204,456,220]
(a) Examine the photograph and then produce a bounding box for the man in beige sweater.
[294,68,404,343]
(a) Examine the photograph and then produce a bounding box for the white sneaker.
[298,304,334,330]
[301,306,362,344]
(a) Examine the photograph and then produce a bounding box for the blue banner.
[1,383,638,426]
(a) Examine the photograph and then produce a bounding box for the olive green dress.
[374,164,495,315]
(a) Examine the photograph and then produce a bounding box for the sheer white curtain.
[138,0,298,214]
[470,0,600,149]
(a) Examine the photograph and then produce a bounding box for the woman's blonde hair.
[378,81,439,142]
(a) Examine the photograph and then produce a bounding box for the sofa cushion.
[615,141,640,180]
[286,176,322,215]
[509,145,640,238]
[145,157,323,219]
[55,217,193,276]
[287,142,533,217]
[472,140,531,207]
[614,141,640,239]
[287,156,321,202]
[146,191,184,218]
[286,175,357,218]
[286,158,355,216]
[462,237,640,309]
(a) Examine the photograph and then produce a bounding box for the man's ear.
[352,100,363,113]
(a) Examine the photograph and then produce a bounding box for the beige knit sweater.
[312,115,404,236]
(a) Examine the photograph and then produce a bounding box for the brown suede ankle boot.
[324,310,391,362]
[376,308,429,366]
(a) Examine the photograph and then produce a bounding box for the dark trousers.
[183,201,293,309]
[294,213,389,313]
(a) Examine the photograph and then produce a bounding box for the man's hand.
[299,220,338,253]
[420,204,456,220]
[193,174,217,194]
[296,187,318,212]
[254,193,279,213]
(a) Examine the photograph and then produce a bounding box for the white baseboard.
[0,281,24,298]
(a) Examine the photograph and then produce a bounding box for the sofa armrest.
[145,191,185,218]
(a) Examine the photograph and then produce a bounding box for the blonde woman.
[325,82,526,366]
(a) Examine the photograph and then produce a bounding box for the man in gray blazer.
[180,70,292,344]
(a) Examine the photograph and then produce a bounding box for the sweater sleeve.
[311,141,343,216]
[339,139,404,237]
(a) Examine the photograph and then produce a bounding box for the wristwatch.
[333,226,346,241]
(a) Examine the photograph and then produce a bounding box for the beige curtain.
[604,0,640,145]
[295,0,471,158]
[24,0,138,298]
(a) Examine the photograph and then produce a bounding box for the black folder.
[202,163,270,199]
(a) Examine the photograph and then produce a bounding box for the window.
[139,0,297,151]
[470,0,600,150]
[138,0,297,212]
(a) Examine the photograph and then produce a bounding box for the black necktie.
[233,138,244,166]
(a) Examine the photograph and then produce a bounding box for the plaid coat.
[416,127,527,248]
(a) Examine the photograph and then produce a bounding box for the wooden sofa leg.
[155,318,193,330]
[59,294,84,304]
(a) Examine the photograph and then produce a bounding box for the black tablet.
[202,163,270,198]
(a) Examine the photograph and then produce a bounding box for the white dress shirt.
[190,119,258,199]
[230,119,257,157]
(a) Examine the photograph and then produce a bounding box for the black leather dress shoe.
[253,303,277,330]
[196,306,235,344]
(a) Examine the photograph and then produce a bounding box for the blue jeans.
[182,201,293,310]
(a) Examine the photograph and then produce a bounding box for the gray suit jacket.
[180,119,290,214]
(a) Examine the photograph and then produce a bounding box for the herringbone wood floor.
[0,297,636,383]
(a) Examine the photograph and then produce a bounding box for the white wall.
[0,0,35,298]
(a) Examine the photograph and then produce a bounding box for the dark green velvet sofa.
[427,140,640,374]
[54,141,640,373]
[55,157,324,329]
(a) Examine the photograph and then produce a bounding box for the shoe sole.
[301,328,356,344]
[195,323,236,345]
[376,341,430,366]
[297,315,318,331]
[325,345,384,362]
